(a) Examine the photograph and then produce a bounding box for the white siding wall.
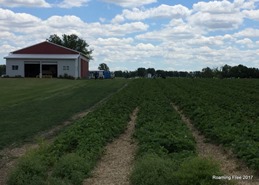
[57,60,76,77]
[6,59,78,78]
[6,59,24,77]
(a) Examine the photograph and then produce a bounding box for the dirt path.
[172,104,258,185]
[0,84,128,185]
[83,108,139,185]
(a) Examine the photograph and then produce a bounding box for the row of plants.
[158,78,259,171]
[130,80,227,185]
[7,81,140,185]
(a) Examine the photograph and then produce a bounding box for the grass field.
[0,78,127,150]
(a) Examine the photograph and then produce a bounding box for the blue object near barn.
[89,70,114,79]
[103,71,111,79]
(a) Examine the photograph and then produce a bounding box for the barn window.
[12,65,18,70]
[63,66,69,70]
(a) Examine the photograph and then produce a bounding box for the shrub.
[130,154,175,185]
[175,157,227,185]
[59,74,75,80]
[52,153,91,185]
[8,153,48,185]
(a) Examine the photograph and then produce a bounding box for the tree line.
[114,64,259,79]
[1,64,258,78]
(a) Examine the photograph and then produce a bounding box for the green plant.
[158,78,259,170]
[130,154,175,185]
[52,153,91,184]
[175,157,226,185]
[8,153,48,185]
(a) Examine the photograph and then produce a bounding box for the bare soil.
[0,84,127,185]
[172,104,259,185]
[83,108,139,185]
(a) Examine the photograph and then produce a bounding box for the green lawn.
[0,78,127,149]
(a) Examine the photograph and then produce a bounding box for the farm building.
[4,41,89,78]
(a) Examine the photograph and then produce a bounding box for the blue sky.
[0,0,258,71]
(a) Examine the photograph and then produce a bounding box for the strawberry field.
[5,78,258,185]
[130,80,225,185]
[158,78,259,170]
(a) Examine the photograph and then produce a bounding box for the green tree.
[147,68,155,76]
[98,63,109,71]
[47,34,93,60]
[221,64,232,78]
[137,67,146,77]
[114,70,123,77]
[201,67,213,78]
[156,70,166,78]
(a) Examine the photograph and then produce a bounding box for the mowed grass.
[0,78,127,149]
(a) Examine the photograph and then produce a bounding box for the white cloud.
[234,28,259,37]
[102,0,156,8]
[189,0,244,30]
[0,0,50,8]
[234,0,258,9]
[193,0,238,14]
[113,4,190,21]
[136,43,155,50]
[187,36,224,46]
[189,12,243,30]
[0,8,41,32]
[111,15,125,24]
[0,0,92,8]
[57,0,90,8]
[90,37,162,70]
[236,38,253,47]
[136,19,201,41]
[0,8,148,38]
[44,15,86,28]
[104,22,149,36]
[243,9,259,20]
[0,44,17,55]
[93,37,133,46]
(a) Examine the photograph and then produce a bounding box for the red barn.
[4,41,89,78]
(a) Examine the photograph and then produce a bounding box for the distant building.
[147,73,152,78]
[4,41,89,78]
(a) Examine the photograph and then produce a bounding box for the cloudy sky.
[0,0,258,71]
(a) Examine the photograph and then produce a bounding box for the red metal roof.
[12,41,80,55]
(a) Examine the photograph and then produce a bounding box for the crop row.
[130,80,225,185]
[8,81,140,185]
[158,78,259,170]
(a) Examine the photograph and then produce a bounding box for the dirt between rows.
[172,104,259,185]
[0,84,127,185]
[83,108,139,185]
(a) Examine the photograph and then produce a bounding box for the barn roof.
[4,54,80,60]
[5,41,89,61]
[11,41,80,55]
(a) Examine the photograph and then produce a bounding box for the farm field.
[158,78,259,170]
[0,78,127,150]
[3,78,259,185]
[7,79,140,185]
[130,80,226,185]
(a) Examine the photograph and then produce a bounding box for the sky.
[0,0,259,71]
